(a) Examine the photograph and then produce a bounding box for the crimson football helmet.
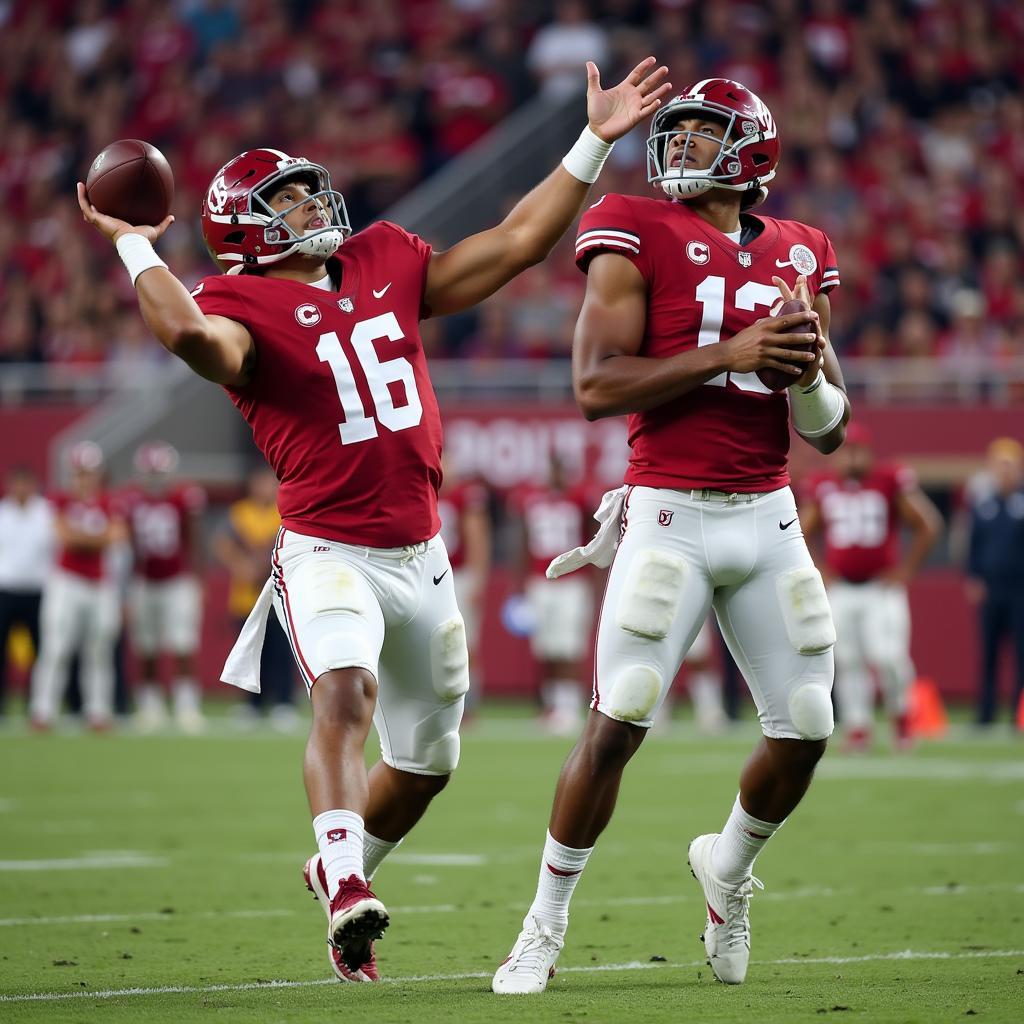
[647,79,780,208]
[201,148,351,271]
[134,440,180,476]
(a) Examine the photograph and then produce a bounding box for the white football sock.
[363,831,402,881]
[172,679,202,717]
[136,683,165,717]
[313,810,365,898]
[527,830,593,936]
[711,794,783,885]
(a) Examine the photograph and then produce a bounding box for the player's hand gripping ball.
[85,140,174,227]
[757,297,817,392]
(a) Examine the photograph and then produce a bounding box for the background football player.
[29,442,126,731]
[121,441,207,734]
[802,423,942,751]
[494,78,850,994]
[77,58,672,983]
[510,453,595,735]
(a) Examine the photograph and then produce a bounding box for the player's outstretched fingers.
[626,56,657,84]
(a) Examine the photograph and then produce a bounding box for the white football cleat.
[687,833,763,985]
[492,916,563,994]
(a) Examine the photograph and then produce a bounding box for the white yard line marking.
[908,841,1011,855]
[817,760,1024,782]
[2,950,1022,1004]
[0,909,298,928]
[389,853,486,866]
[0,853,167,871]
[922,883,1024,896]
[4,880,1020,930]
[0,904,459,928]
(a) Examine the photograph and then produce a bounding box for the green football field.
[1,706,1022,1023]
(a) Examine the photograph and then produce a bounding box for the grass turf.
[0,706,1022,1023]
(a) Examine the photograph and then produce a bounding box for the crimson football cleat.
[302,854,380,982]
[329,874,389,972]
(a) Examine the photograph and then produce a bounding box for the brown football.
[757,297,816,392]
[85,140,174,226]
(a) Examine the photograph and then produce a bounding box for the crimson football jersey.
[575,194,840,492]
[193,221,442,548]
[511,485,590,577]
[437,480,488,571]
[805,464,917,582]
[119,484,206,581]
[52,492,114,581]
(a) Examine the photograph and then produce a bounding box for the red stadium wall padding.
[0,406,83,481]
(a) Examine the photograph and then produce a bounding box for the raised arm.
[76,184,254,387]
[573,254,821,421]
[423,59,671,318]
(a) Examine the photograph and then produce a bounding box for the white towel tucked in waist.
[220,576,275,693]
[546,485,628,579]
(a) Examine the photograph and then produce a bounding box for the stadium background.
[2,0,1023,709]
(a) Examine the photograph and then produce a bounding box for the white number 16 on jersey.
[316,312,423,444]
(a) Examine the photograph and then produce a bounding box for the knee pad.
[307,562,366,616]
[788,681,835,740]
[604,663,662,722]
[430,616,470,701]
[421,729,461,774]
[615,549,687,641]
[776,568,836,654]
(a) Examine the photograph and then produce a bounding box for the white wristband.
[116,233,167,287]
[562,126,614,183]
[790,370,845,438]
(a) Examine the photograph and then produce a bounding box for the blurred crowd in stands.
[1,0,1023,370]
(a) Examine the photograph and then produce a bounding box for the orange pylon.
[906,677,948,738]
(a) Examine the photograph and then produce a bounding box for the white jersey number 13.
[316,312,423,445]
[695,276,781,394]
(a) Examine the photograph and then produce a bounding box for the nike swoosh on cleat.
[372,283,392,298]
[779,518,798,530]
[707,902,726,925]
[433,569,449,585]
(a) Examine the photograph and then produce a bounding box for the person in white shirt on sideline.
[0,466,55,718]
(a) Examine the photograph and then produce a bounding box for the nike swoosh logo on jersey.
[372,282,392,299]
[779,518,798,530]
[433,569,449,585]
[775,258,794,268]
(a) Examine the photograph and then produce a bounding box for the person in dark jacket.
[966,438,1024,728]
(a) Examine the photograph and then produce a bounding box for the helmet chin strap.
[660,175,715,201]
[659,170,765,206]
[297,228,343,258]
